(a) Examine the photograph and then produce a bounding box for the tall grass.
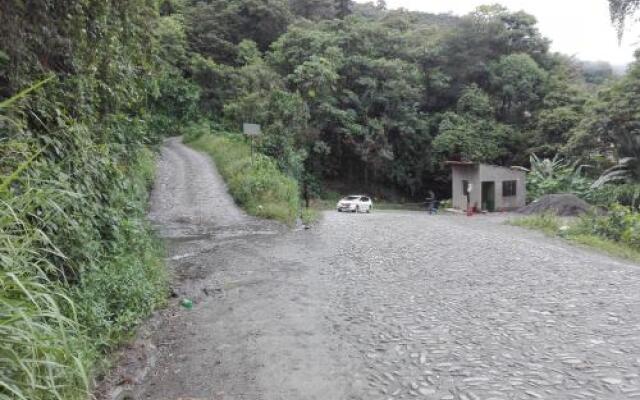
[0,194,90,400]
[0,272,89,400]
[188,131,300,225]
[1,81,167,399]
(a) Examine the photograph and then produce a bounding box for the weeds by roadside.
[510,213,563,236]
[188,131,300,225]
[300,208,321,225]
[509,213,640,263]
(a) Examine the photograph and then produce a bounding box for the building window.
[503,180,517,197]
[462,180,470,195]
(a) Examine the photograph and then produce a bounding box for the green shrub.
[181,120,211,143]
[189,132,300,224]
[577,204,640,248]
[2,0,176,395]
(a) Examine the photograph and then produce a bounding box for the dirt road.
[135,138,640,400]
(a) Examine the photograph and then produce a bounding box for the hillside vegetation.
[155,0,640,203]
[0,1,187,398]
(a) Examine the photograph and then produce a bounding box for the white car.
[336,195,373,213]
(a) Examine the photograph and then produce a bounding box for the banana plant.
[527,153,594,200]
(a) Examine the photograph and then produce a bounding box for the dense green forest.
[164,0,639,200]
[3,0,640,399]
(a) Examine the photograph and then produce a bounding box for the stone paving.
[318,211,640,400]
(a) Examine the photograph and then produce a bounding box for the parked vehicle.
[337,195,373,213]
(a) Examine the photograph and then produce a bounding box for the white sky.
[356,0,640,65]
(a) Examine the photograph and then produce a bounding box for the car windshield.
[344,196,360,201]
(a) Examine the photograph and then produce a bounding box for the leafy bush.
[577,204,640,248]
[180,120,211,143]
[189,132,300,224]
[513,204,640,250]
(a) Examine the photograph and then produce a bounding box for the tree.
[579,61,614,85]
[489,53,547,121]
[186,0,292,64]
[456,83,493,118]
[335,0,353,19]
[433,85,508,163]
[427,6,550,111]
[564,51,640,187]
[225,89,310,178]
[289,0,336,20]
[236,39,263,66]
[609,0,640,40]
[528,57,588,157]
[190,54,238,115]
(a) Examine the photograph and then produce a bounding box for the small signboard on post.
[243,123,261,164]
[243,123,261,137]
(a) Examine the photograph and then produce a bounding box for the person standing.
[426,190,436,214]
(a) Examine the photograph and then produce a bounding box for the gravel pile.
[517,193,592,216]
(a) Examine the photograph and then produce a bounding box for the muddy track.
[100,137,640,400]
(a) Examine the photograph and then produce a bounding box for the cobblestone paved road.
[138,139,640,400]
[317,212,640,400]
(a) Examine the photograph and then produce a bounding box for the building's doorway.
[481,181,495,212]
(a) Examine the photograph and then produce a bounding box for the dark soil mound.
[518,194,592,217]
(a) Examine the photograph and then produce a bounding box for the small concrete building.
[448,162,526,212]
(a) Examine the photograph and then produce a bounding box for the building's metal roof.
[446,161,526,172]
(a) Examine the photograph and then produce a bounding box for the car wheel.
[366,206,371,213]
[337,209,342,212]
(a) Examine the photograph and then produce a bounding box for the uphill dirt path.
[109,138,640,400]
